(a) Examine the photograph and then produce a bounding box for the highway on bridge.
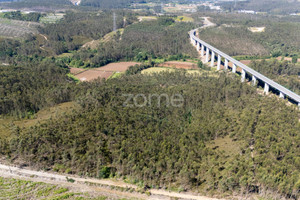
[189,25,300,106]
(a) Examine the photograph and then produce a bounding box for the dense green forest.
[250,60,300,94]
[65,17,198,67]
[0,11,137,60]
[38,11,130,55]
[0,59,73,116]
[1,72,299,199]
[196,13,300,57]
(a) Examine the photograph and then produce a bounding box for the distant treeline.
[3,11,44,22]
[1,0,73,9]
[219,0,300,14]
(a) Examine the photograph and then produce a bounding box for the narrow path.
[40,34,48,41]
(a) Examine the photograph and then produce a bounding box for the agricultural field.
[141,67,214,77]
[164,4,197,13]
[141,67,176,74]
[40,13,64,23]
[0,177,109,199]
[0,18,39,37]
[175,15,194,22]
[72,62,139,81]
[158,61,198,69]
[137,16,157,22]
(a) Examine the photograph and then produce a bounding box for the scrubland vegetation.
[0,177,111,199]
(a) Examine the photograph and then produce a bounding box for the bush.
[292,55,298,63]
[271,49,282,57]
[99,167,111,179]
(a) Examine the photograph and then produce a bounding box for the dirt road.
[200,17,216,29]
[0,163,224,200]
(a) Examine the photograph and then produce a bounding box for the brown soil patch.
[74,62,140,82]
[96,62,140,72]
[277,56,300,62]
[70,67,85,75]
[75,70,113,82]
[159,61,197,69]
[239,60,252,65]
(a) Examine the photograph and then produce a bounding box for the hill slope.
[2,72,299,199]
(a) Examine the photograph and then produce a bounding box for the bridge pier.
[279,92,285,99]
[217,55,221,70]
[241,69,246,82]
[205,48,209,63]
[197,42,200,51]
[264,83,269,94]
[201,44,204,56]
[232,64,236,73]
[252,75,257,86]
[211,51,215,67]
[224,59,228,70]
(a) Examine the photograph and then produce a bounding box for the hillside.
[219,0,300,14]
[0,71,299,200]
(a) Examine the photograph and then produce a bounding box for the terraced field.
[0,177,108,200]
[0,18,39,37]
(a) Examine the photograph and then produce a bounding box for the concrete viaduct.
[189,29,300,107]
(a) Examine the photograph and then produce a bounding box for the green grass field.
[141,67,218,77]
[175,16,194,22]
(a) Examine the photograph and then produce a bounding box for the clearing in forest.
[141,67,212,77]
[73,62,140,82]
[158,61,198,69]
[248,27,265,33]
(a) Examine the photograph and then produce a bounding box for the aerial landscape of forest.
[0,0,299,199]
